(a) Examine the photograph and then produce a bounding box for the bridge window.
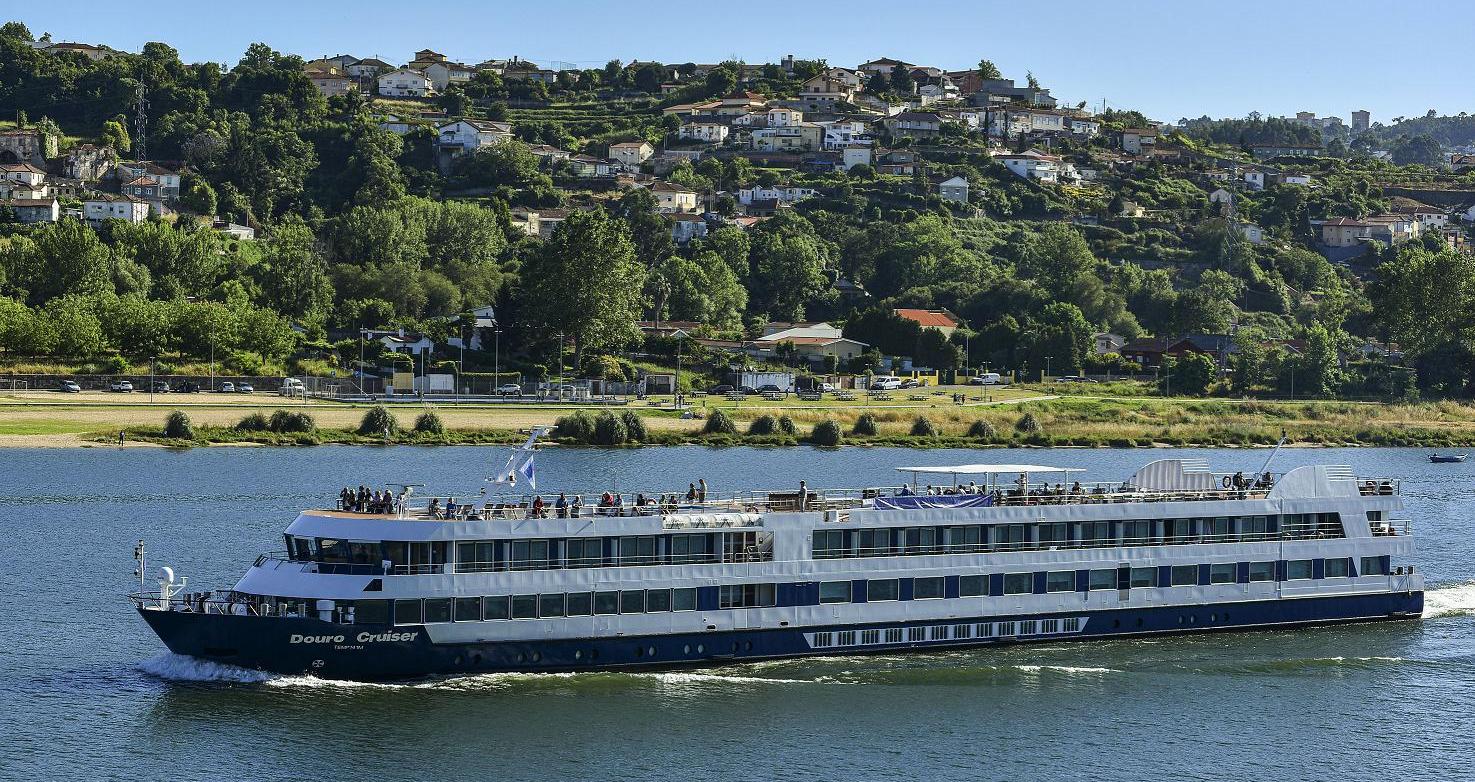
[1046,571,1075,592]
[1209,564,1236,584]
[1286,560,1313,580]
[959,575,987,597]
[317,538,349,564]
[1325,557,1351,578]
[1003,573,1032,595]
[866,579,900,602]
[1249,561,1275,582]
[914,577,944,599]
[393,599,422,625]
[820,580,852,604]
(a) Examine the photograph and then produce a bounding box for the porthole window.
[744,641,753,652]
[574,650,583,660]
[683,645,691,654]
[732,641,740,653]
[1113,619,1121,629]
[696,644,704,654]
[635,646,644,658]
[1177,616,1184,625]
[647,646,656,657]
[516,653,526,663]
[531,651,541,662]
[454,655,463,666]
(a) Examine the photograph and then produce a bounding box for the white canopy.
[895,463,1082,476]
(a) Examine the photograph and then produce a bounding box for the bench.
[762,391,785,401]
[834,391,856,401]
[796,391,823,401]
[869,392,892,401]
[726,392,746,402]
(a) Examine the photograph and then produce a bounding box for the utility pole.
[359,325,366,397]
[133,82,148,162]
[494,326,501,395]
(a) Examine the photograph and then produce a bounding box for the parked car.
[740,386,759,395]
[150,381,170,393]
[177,381,201,393]
[59,379,82,393]
[496,383,522,395]
[757,384,785,394]
[820,382,837,392]
[708,384,735,395]
[899,378,920,389]
[219,382,235,393]
[237,383,254,393]
[108,380,133,392]
[278,377,304,397]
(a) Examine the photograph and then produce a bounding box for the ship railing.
[360,487,876,522]
[130,590,275,616]
[811,529,1357,559]
[1355,478,1400,496]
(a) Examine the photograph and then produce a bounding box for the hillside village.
[4,23,1475,401]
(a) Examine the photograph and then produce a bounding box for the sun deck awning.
[895,463,1083,477]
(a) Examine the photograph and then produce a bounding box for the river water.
[1,445,1472,781]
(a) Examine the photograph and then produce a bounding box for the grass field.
[4,387,1475,448]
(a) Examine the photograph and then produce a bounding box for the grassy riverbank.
[5,390,1472,448]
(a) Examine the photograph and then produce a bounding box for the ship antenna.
[1257,428,1288,479]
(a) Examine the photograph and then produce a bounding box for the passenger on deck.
[427,498,440,518]
[571,495,583,518]
[897,484,914,496]
[698,478,708,502]
[799,480,809,511]
[1071,481,1083,494]
[531,495,546,518]
[686,483,698,502]
[556,493,569,518]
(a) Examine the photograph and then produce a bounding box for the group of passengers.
[340,485,400,514]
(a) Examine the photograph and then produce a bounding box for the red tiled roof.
[894,308,961,328]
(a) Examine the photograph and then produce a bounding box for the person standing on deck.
[698,478,707,502]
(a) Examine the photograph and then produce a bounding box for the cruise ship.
[132,449,1423,680]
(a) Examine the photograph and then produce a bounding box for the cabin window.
[1020,620,1038,635]
[1165,519,1195,544]
[670,534,713,564]
[1243,516,1270,540]
[1325,557,1351,578]
[994,525,1026,551]
[1209,563,1236,584]
[510,539,552,570]
[594,591,619,615]
[913,577,944,599]
[861,629,881,644]
[947,525,984,553]
[866,579,900,602]
[1210,518,1233,541]
[393,599,422,625]
[901,527,940,554]
[456,541,498,573]
[619,536,658,565]
[1077,522,1111,545]
[1171,565,1199,586]
[885,628,903,643]
[673,588,697,611]
[908,627,926,641]
[454,597,482,622]
[953,624,972,639]
[1318,513,1345,537]
[997,621,1017,636]
[539,594,565,618]
[721,583,777,608]
[1249,561,1276,582]
[355,600,390,625]
[1130,567,1156,588]
[1038,523,1069,548]
[1286,560,1314,580]
[423,598,452,624]
[838,631,856,645]
[511,595,537,619]
[1002,573,1032,595]
[959,575,987,597]
[566,538,602,568]
[1361,556,1389,576]
[812,529,845,559]
[647,589,673,612]
[566,592,593,616]
[1122,521,1152,545]
[1045,571,1075,592]
[1063,617,1082,632]
[483,596,510,620]
[857,528,891,556]
[621,590,647,614]
[1088,569,1117,590]
[820,580,852,604]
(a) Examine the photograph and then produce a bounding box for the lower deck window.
[885,628,903,643]
[1325,557,1351,578]
[1003,573,1032,595]
[424,598,452,623]
[913,577,944,600]
[1170,565,1198,586]
[861,629,881,644]
[820,580,852,604]
[1286,559,1313,580]
[1209,563,1236,584]
[1249,561,1275,582]
[512,595,537,619]
[1130,567,1156,588]
[1088,569,1116,590]
[1361,556,1389,576]
[959,575,987,597]
[393,599,422,625]
[720,583,776,609]
[1046,571,1075,593]
[454,597,481,621]
[866,579,900,602]
[813,632,834,647]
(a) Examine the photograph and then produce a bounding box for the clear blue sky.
[10,0,1465,125]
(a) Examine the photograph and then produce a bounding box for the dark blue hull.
[139,591,1424,681]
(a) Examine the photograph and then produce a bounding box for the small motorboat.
[1429,454,1467,463]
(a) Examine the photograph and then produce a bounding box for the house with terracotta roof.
[993,149,1062,183]
[1120,128,1158,154]
[83,194,149,224]
[423,61,474,92]
[857,57,914,75]
[0,197,59,224]
[883,111,943,138]
[648,181,699,213]
[305,66,355,97]
[894,308,962,335]
[609,141,654,168]
[115,162,181,200]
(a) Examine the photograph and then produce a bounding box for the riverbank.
[6,392,1474,449]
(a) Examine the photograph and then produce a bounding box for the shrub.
[236,412,270,431]
[414,411,445,435]
[270,410,316,433]
[1015,412,1042,434]
[748,414,779,436]
[910,416,938,437]
[163,410,194,439]
[967,419,998,439]
[554,411,596,442]
[703,408,736,435]
[104,355,130,374]
[778,415,796,436]
[810,419,843,446]
[852,412,879,436]
[359,405,399,436]
[620,410,648,441]
[592,411,628,445]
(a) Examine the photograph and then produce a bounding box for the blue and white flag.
[517,453,537,490]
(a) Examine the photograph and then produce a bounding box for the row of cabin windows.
[811,514,1344,560]
[287,531,766,573]
[814,556,1389,604]
[812,617,1085,648]
[388,587,701,625]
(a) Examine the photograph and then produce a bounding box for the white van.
[968,372,1003,386]
[869,375,903,391]
[278,377,305,397]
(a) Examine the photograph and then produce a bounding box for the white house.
[0,197,59,224]
[1233,221,1265,245]
[679,121,730,143]
[375,328,435,356]
[799,73,857,105]
[667,213,709,244]
[1281,173,1314,186]
[83,194,150,224]
[1069,117,1101,136]
[423,61,474,92]
[436,120,513,153]
[648,181,699,213]
[0,162,46,188]
[766,107,803,127]
[993,150,1061,183]
[936,175,970,205]
[1243,170,1268,190]
[739,185,817,206]
[817,119,870,149]
[378,69,433,98]
[115,161,181,200]
[842,146,874,170]
[609,141,654,167]
[751,123,823,152]
[1121,128,1158,154]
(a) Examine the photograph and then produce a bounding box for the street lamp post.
[1044,355,1053,383]
[359,325,366,397]
[494,326,501,395]
[672,329,689,409]
[458,319,465,400]
[149,356,156,404]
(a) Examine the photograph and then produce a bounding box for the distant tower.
[133,82,148,161]
[1352,109,1370,134]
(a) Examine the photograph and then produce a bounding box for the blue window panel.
[899,578,914,601]
[1198,563,1211,586]
[989,573,1004,597]
[776,583,800,607]
[1075,569,1091,593]
[1276,560,1287,581]
[1313,559,1325,579]
[1157,565,1173,588]
[851,579,869,603]
[696,585,720,612]
[1116,565,1131,590]
[1032,571,1047,594]
[1237,561,1250,584]
[944,575,960,599]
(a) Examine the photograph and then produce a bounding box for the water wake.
[1423,581,1475,618]
[137,653,274,684]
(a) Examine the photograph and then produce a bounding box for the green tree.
[1163,352,1216,396]
[101,119,132,154]
[256,218,334,321]
[519,209,645,368]
[889,64,913,94]
[976,60,1002,80]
